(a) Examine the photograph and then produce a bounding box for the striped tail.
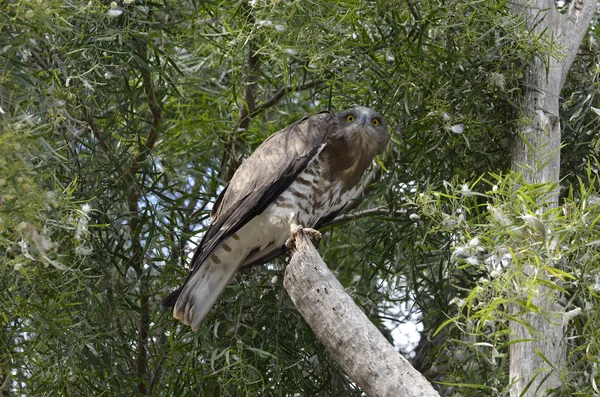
[169,242,247,331]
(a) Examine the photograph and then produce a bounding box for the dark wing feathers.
[162,111,333,307]
[210,183,228,219]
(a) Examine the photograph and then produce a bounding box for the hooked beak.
[360,114,368,126]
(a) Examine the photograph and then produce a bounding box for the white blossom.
[450,124,464,134]
[466,256,479,265]
[452,246,468,258]
[75,246,94,256]
[107,3,122,17]
[257,20,273,27]
[562,307,582,326]
[488,205,511,226]
[489,72,506,90]
[409,213,420,221]
[76,204,92,240]
[449,297,465,307]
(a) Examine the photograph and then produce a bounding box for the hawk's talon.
[304,228,322,246]
[286,225,322,251]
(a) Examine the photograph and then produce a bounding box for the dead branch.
[284,228,440,397]
[322,207,406,228]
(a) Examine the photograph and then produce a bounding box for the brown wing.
[162,111,333,306]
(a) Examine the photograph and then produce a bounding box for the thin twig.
[148,324,169,394]
[172,172,209,268]
[130,41,162,397]
[251,80,318,117]
[82,104,113,156]
[323,207,406,228]
[224,6,261,182]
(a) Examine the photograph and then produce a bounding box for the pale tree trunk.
[508,1,595,396]
[284,228,440,397]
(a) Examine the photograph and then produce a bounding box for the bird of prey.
[163,106,389,331]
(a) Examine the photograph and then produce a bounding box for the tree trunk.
[283,228,440,397]
[508,1,595,395]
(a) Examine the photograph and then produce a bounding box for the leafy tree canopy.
[1,0,599,395]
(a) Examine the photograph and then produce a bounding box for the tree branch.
[556,0,596,90]
[250,79,317,117]
[322,207,406,228]
[81,104,113,156]
[224,7,261,182]
[139,65,161,155]
[284,228,440,397]
[222,2,319,182]
[130,42,162,397]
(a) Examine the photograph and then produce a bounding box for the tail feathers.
[161,287,182,308]
[172,260,239,332]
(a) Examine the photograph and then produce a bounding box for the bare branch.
[237,42,261,132]
[322,207,406,228]
[139,65,162,153]
[222,2,318,182]
[82,104,113,156]
[133,52,162,168]
[556,0,596,90]
[135,294,150,395]
[284,228,440,397]
[251,80,318,117]
[128,42,162,397]
[224,29,261,182]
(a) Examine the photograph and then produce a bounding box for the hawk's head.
[333,106,390,155]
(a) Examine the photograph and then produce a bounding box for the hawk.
[163,107,389,331]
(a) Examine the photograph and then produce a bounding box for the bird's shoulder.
[211,111,335,220]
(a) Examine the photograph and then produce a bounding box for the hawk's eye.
[346,115,354,123]
[372,118,380,127]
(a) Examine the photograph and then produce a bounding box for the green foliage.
[407,170,600,395]
[561,12,600,188]
[1,0,599,395]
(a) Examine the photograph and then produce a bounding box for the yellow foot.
[285,225,322,251]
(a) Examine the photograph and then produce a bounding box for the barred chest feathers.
[267,155,356,233]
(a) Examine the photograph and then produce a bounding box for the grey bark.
[508,1,595,396]
[510,0,595,193]
[283,228,440,397]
